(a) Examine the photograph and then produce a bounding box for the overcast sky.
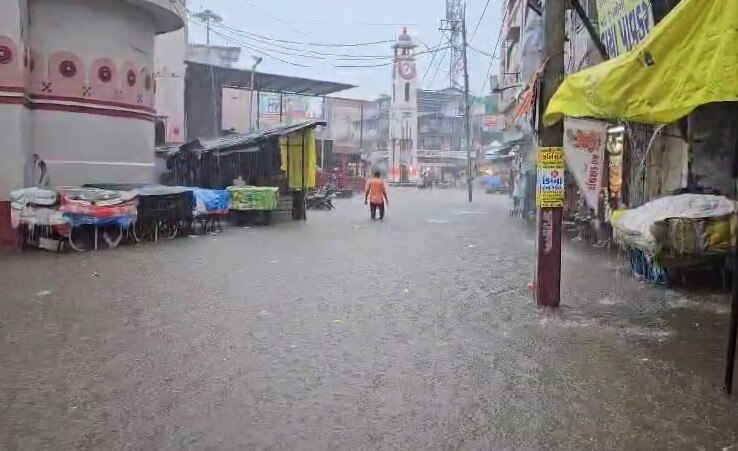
[186,0,503,99]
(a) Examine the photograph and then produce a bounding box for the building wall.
[644,125,688,201]
[0,0,184,198]
[28,0,157,184]
[0,0,28,196]
[221,87,253,133]
[324,97,367,153]
[155,25,187,144]
[688,103,738,197]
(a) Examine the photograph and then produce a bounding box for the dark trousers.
[370,202,385,220]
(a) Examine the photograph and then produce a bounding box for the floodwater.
[0,188,736,449]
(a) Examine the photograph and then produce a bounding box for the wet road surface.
[1,188,737,449]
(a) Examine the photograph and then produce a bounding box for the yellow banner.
[544,0,738,125]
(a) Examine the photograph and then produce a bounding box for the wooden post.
[301,130,306,220]
[725,128,738,394]
[536,0,566,307]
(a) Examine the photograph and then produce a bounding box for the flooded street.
[1,188,736,449]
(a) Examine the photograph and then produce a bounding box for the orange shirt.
[366,178,387,204]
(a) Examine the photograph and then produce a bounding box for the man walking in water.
[365,171,389,220]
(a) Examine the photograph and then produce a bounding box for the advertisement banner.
[537,147,565,208]
[482,114,504,132]
[596,0,654,57]
[563,118,607,213]
[326,100,363,149]
[282,94,324,124]
[258,91,282,130]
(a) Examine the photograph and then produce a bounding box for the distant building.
[186,44,241,68]
[183,61,354,142]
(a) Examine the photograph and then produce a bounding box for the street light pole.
[193,9,222,45]
[248,56,262,131]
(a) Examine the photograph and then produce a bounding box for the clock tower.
[389,27,419,183]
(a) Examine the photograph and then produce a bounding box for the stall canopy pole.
[301,130,307,220]
[725,128,738,394]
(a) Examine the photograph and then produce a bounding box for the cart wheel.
[159,220,179,240]
[101,225,125,249]
[133,221,152,243]
[68,226,92,252]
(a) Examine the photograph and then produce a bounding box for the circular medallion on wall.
[98,66,112,83]
[127,70,136,87]
[59,60,77,78]
[0,45,13,65]
[173,127,180,136]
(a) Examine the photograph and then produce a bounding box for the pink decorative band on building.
[0,90,156,122]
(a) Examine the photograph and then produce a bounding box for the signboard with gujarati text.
[596,0,654,57]
[537,147,565,208]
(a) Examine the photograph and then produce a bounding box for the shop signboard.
[563,118,607,213]
[282,94,324,124]
[482,114,504,132]
[596,0,654,57]
[258,91,282,130]
[537,147,565,208]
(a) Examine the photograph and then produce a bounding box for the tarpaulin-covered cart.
[192,188,230,233]
[85,184,195,242]
[10,187,69,251]
[612,194,736,287]
[227,186,279,225]
[59,187,138,251]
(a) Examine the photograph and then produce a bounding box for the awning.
[178,120,327,154]
[186,62,356,97]
[543,0,738,126]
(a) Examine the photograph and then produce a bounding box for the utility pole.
[194,9,222,45]
[461,4,472,203]
[445,0,465,91]
[536,0,566,307]
[441,1,472,202]
[248,56,263,131]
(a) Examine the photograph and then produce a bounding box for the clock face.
[398,61,416,80]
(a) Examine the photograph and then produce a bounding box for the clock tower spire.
[389,27,419,183]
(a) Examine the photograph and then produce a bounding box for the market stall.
[167,120,323,222]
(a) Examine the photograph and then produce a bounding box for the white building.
[0,0,185,198]
[388,28,419,183]
[154,25,189,146]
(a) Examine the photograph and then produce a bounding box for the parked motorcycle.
[306,187,336,210]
